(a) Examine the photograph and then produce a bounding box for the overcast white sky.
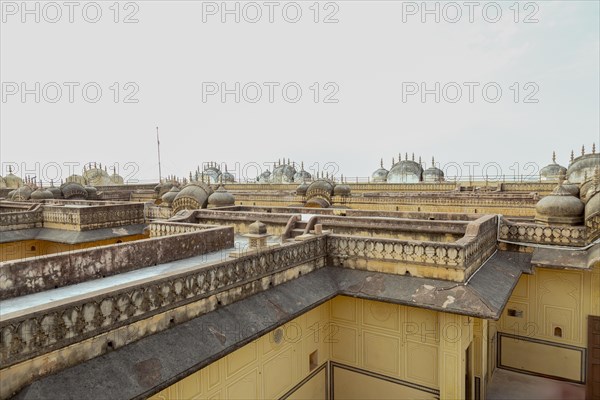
[1,1,598,183]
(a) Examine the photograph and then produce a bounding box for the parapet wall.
[0,225,234,300]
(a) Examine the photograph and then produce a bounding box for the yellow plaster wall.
[0,234,147,262]
[150,302,331,400]
[497,263,600,382]
[150,297,481,400]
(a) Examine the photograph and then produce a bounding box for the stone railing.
[326,215,497,281]
[0,225,234,300]
[0,206,43,231]
[148,221,218,237]
[587,214,600,243]
[42,203,145,231]
[499,218,587,246]
[144,205,173,220]
[0,236,327,368]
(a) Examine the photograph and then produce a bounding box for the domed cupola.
[257,168,271,183]
[584,167,599,226]
[539,151,567,181]
[387,152,423,183]
[567,144,600,184]
[3,166,24,189]
[535,174,585,226]
[61,182,89,200]
[171,182,214,213]
[423,157,444,183]
[201,162,221,183]
[305,176,335,208]
[293,162,312,182]
[46,180,61,198]
[65,174,87,186]
[84,185,99,200]
[30,186,54,200]
[219,165,236,183]
[109,166,125,185]
[296,181,309,196]
[208,185,235,208]
[83,162,112,186]
[161,186,180,207]
[12,186,33,201]
[333,176,351,197]
[371,159,389,183]
[272,158,297,183]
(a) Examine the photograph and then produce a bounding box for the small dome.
[567,148,599,184]
[540,152,567,181]
[3,170,23,189]
[110,173,124,185]
[535,183,585,225]
[561,183,580,197]
[61,182,89,200]
[257,169,271,182]
[585,190,599,223]
[296,182,309,196]
[12,186,32,201]
[423,157,444,183]
[249,220,267,235]
[47,186,61,198]
[7,189,16,200]
[371,159,388,183]
[333,183,351,197]
[155,182,176,198]
[208,186,235,208]
[219,169,235,183]
[161,186,180,206]
[294,163,312,182]
[387,154,423,183]
[172,182,213,213]
[65,174,87,186]
[272,162,296,183]
[30,188,54,200]
[85,185,98,199]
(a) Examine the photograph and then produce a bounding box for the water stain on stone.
[134,358,162,388]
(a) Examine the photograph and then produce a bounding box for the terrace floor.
[487,369,585,400]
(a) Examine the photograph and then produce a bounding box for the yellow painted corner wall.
[497,263,600,382]
[150,302,331,400]
[328,296,440,392]
[150,296,478,400]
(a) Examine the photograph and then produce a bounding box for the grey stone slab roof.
[0,225,146,245]
[15,251,529,400]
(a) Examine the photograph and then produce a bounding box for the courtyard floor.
[487,368,585,400]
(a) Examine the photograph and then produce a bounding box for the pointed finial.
[405,152,408,161]
[189,172,193,181]
[418,155,421,165]
[593,143,596,154]
[570,150,574,162]
[398,153,401,162]
[582,145,585,156]
[552,151,556,163]
[50,179,54,187]
[301,161,304,170]
[380,158,384,168]
[8,165,12,173]
[432,156,435,167]
[412,153,415,161]
[392,157,395,166]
